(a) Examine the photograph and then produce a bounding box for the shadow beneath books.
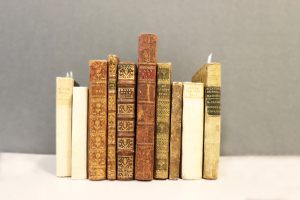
[37,155,56,176]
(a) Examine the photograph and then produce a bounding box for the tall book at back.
[135,33,158,180]
[169,82,183,179]
[181,82,204,179]
[192,62,221,180]
[154,63,171,179]
[56,75,74,177]
[117,62,137,180]
[88,60,108,180]
[107,55,119,180]
[71,87,88,179]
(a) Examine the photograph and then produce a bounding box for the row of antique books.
[56,33,221,181]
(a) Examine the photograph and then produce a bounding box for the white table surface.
[0,153,299,200]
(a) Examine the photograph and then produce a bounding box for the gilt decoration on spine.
[117,62,136,180]
[135,33,158,180]
[88,60,108,180]
[107,55,119,180]
[155,63,171,179]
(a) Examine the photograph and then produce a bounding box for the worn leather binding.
[107,55,119,180]
[88,60,108,180]
[117,62,136,180]
[154,63,172,179]
[135,33,158,180]
[192,63,221,180]
[169,82,183,180]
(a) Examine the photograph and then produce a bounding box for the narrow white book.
[71,87,88,179]
[56,75,74,177]
[181,82,204,179]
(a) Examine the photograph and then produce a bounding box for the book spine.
[203,63,221,180]
[56,77,74,177]
[88,60,108,180]
[154,63,171,179]
[71,87,88,179]
[181,82,204,179]
[117,62,136,180]
[135,33,158,180]
[169,82,183,180]
[107,55,119,180]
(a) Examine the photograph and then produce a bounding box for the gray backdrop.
[0,0,299,155]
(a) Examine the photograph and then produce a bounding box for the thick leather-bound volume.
[181,82,204,179]
[56,76,74,177]
[88,60,108,180]
[169,82,183,180]
[71,87,88,179]
[192,62,221,180]
[154,63,171,179]
[117,62,136,180]
[107,55,119,180]
[135,33,158,180]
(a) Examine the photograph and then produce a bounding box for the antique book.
[192,62,221,180]
[107,55,119,180]
[154,63,171,179]
[117,62,136,180]
[88,60,108,180]
[181,82,204,180]
[71,87,88,179]
[56,75,74,177]
[169,82,183,180]
[135,33,158,180]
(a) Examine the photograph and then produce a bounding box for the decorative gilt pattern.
[88,60,107,180]
[169,82,183,179]
[117,62,136,180]
[107,55,119,180]
[191,63,221,180]
[154,63,171,179]
[135,33,158,180]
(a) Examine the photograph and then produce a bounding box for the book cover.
[88,60,108,180]
[181,82,204,180]
[192,62,221,180]
[135,33,158,180]
[107,55,119,180]
[154,63,171,179]
[117,62,136,180]
[56,76,74,177]
[71,87,88,179]
[169,82,183,180]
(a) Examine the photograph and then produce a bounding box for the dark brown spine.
[117,62,136,180]
[135,33,158,180]
[107,55,119,180]
[169,82,183,179]
[88,60,108,180]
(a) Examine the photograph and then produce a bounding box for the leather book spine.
[56,76,74,177]
[71,87,88,179]
[107,55,119,180]
[192,63,221,180]
[169,82,183,180]
[117,62,136,180]
[88,60,108,180]
[181,82,204,179]
[135,33,158,180]
[154,63,172,179]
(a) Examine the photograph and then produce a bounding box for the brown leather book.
[107,55,119,180]
[169,82,183,179]
[154,63,172,179]
[135,33,158,180]
[117,62,137,180]
[88,60,108,180]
